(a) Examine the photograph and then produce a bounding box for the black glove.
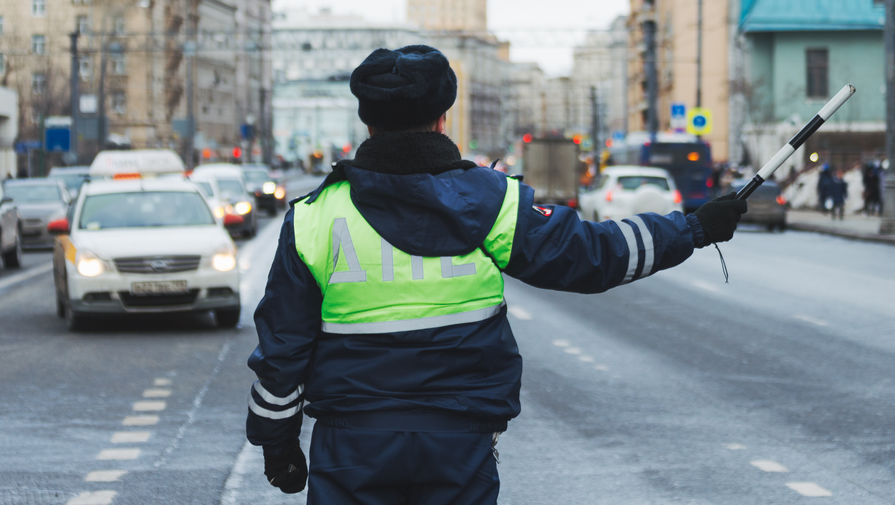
[691,193,747,247]
[263,441,308,494]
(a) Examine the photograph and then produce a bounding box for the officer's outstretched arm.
[501,183,698,293]
[246,208,321,450]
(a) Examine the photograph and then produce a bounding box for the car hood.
[17,202,68,219]
[73,226,232,259]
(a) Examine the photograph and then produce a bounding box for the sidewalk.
[785,209,895,245]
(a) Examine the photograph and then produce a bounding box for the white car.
[191,164,258,238]
[579,165,683,222]
[49,152,243,331]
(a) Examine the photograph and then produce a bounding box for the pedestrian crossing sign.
[686,107,712,135]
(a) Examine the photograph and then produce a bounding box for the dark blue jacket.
[246,132,703,447]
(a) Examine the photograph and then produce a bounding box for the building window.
[806,48,828,98]
[0,15,4,34]
[111,53,126,75]
[32,35,46,55]
[79,56,92,80]
[0,54,5,75]
[113,16,125,35]
[112,91,126,114]
[32,73,47,95]
[32,0,46,16]
[77,15,89,35]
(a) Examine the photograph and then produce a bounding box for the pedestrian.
[829,167,848,220]
[861,160,882,216]
[817,163,833,213]
[245,44,747,505]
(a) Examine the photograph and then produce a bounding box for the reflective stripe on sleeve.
[615,220,639,283]
[252,381,302,406]
[627,216,655,278]
[482,179,520,269]
[322,302,505,334]
[248,396,301,420]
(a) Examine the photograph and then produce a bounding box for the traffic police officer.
[246,45,746,504]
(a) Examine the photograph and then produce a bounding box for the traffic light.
[522,133,533,143]
[572,134,582,145]
[232,146,242,159]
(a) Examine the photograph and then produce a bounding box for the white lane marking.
[111,431,151,443]
[750,459,789,473]
[133,400,166,412]
[507,306,532,320]
[154,341,232,469]
[725,443,747,450]
[66,491,117,505]
[153,378,173,387]
[0,263,53,291]
[594,364,609,372]
[786,482,833,497]
[691,280,721,293]
[85,470,127,482]
[143,388,171,398]
[552,339,571,348]
[563,347,582,355]
[578,355,594,363]
[122,415,159,426]
[97,448,141,460]
[794,314,829,327]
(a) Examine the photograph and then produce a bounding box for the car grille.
[23,218,44,227]
[114,255,201,274]
[119,289,200,308]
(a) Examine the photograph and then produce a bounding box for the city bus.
[608,132,714,212]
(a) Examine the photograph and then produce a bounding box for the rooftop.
[740,0,885,32]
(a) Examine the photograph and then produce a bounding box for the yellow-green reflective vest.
[293,179,519,334]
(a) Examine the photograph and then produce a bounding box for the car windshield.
[50,173,89,193]
[4,183,64,203]
[78,191,215,230]
[617,176,670,191]
[243,170,270,183]
[194,181,214,198]
[217,179,246,199]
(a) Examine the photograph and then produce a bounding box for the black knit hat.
[350,45,457,130]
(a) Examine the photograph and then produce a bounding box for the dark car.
[3,178,72,249]
[0,181,23,268]
[48,165,91,199]
[730,179,787,231]
[241,164,286,215]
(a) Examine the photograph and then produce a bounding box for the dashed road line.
[552,339,571,347]
[153,378,173,387]
[563,347,582,355]
[142,388,171,398]
[132,400,166,412]
[0,263,53,292]
[794,314,829,327]
[66,491,117,505]
[507,306,532,320]
[97,448,141,460]
[85,470,127,483]
[578,355,594,363]
[725,443,747,450]
[787,482,832,497]
[594,364,609,372]
[122,415,159,426]
[111,431,151,443]
[750,459,789,473]
[691,280,721,293]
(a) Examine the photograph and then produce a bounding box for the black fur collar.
[347,131,477,175]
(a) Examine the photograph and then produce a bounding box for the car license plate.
[131,280,188,295]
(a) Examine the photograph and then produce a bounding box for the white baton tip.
[819,84,856,120]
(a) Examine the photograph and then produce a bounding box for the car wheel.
[215,306,241,328]
[56,292,65,318]
[2,233,23,269]
[777,221,787,232]
[64,302,87,331]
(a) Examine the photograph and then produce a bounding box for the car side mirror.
[47,218,71,235]
[222,213,244,229]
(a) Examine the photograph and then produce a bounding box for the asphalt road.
[1,191,894,504]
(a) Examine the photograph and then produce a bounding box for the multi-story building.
[270,5,425,167]
[626,0,734,162]
[738,0,884,179]
[406,0,488,33]
[0,0,271,171]
[506,62,547,137]
[0,86,16,179]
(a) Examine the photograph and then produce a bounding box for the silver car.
[2,178,72,249]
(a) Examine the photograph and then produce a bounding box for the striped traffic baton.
[735,83,856,200]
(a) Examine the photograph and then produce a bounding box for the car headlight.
[213,206,226,219]
[211,247,237,272]
[262,181,277,194]
[76,250,106,277]
[234,201,252,215]
[274,186,286,200]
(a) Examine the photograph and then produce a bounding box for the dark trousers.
[307,424,500,505]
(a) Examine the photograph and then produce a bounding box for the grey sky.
[278,0,630,76]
